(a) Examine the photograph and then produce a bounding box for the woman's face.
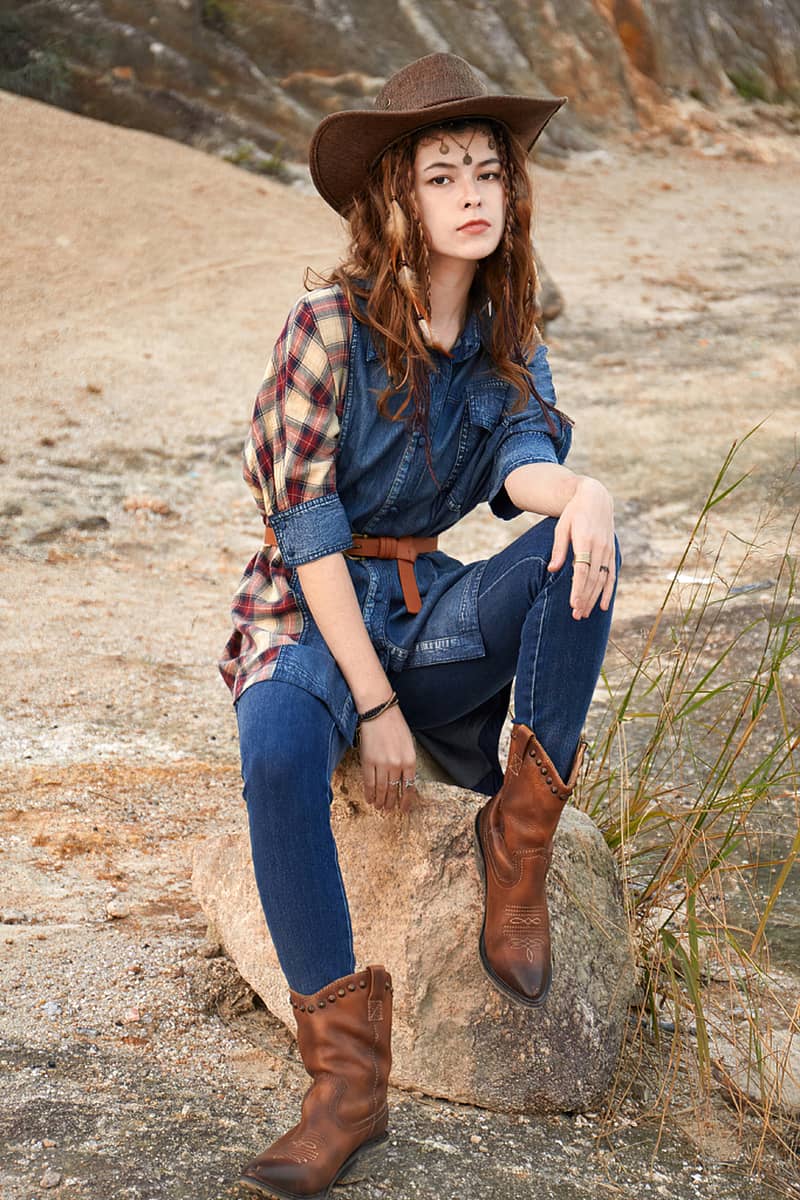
[412,126,506,267]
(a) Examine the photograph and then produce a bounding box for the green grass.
[726,70,772,104]
[222,140,290,182]
[0,13,70,104]
[201,0,238,35]
[581,431,800,1169]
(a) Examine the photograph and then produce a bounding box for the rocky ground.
[1,89,799,1198]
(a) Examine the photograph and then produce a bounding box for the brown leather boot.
[239,965,392,1200]
[474,724,584,1007]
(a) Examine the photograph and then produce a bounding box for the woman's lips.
[457,220,491,233]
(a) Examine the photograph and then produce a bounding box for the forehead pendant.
[439,126,482,165]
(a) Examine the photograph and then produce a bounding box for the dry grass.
[580,432,800,1179]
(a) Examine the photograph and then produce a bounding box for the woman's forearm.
[295,553,393,712]
[504,462,582,516]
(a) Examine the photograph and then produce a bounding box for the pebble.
[0,909,31,925]
[40,1169,62,1188]
[106,899,130,920]
[42,1001,62,1018]
[469,1134,481,1144]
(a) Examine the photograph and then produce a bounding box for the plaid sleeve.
[488,343,573,520]
[243,290,353,566]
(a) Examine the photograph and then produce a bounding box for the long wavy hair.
[310,118,558,471]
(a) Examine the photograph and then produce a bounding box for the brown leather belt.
[263,525,438,615]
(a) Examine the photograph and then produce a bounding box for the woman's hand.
[357,704,420,814]
[548,476,616,620]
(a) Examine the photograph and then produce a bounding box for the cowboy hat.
[309,53,567,215]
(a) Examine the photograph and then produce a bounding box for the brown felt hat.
[309,53,567,215]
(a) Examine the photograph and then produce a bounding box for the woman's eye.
[479,171,500,181]
[430,175,451,186]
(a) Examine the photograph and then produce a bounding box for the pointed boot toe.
[238,966,392,1200]
[475,725,584,1007]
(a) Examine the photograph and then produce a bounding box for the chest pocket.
[442,380,509,512]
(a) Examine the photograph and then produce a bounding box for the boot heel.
[335,1133,388,1184]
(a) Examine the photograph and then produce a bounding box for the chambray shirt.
[220,284,571,762]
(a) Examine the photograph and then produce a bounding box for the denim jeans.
[235,518,619,993]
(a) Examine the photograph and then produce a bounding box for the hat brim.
[309,93,567,215]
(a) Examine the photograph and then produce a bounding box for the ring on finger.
[388,778,402,786]
[599,564,610,574]
[403,778,416,789]
[574,553,591,565]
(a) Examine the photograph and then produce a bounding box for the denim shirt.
[249,294,571,753]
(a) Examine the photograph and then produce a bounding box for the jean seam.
[478,553,549,604]
[327,719,355,971]
[525,587,548,735]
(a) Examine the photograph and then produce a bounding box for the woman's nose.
[461,179,481,207]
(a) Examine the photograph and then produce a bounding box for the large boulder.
[7,1,799,170]
[192,745,636,1114]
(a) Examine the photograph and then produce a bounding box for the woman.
[220,53,619,1200]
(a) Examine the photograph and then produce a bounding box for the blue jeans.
[235,519,620,993]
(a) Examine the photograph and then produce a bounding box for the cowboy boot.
[474,724,584,1007]
[240,965,392,1200]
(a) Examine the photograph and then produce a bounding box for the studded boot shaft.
[475,725,584,1007]
[240,965,392,1200]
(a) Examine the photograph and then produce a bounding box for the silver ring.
[388,778,402,786]
[404,778,416,789]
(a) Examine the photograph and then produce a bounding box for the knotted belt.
[263,525,438,615]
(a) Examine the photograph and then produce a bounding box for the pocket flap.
[465,382,508,430]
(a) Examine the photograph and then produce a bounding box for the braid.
[495,126,554,432]
[406,185,432,332]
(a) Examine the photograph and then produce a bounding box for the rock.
[122,494,173,516]
[192,746,635,1114]
[29,514,110,542]
[105,898,130,919]
[0,909,32,925]
[39,1169,62,1188]
[536,254,564,325]
[712,1026,800,1117]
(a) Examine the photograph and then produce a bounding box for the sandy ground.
[1,90,799,1198]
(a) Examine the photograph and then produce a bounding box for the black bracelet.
[357,692,398,726]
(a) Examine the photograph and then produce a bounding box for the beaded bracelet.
[356,691,399,727]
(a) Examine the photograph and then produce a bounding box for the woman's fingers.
[400,778,420,813]
[384,766,419,812]
[382,770,401,813]
[571,542,615,618]
[358,710,420,814]
[373,766,390,812]
[362,761,378,809]
[599,555,617,611]
[548,513,571,573]
[360,754,418,814]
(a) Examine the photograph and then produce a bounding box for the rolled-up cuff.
[269,493,353,566]
[488,432,559,520]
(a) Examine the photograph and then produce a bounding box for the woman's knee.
[235,681,336,809]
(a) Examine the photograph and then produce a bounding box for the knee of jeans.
[240,737,304,811]
[512,517,557,575]
[241,727,336,819]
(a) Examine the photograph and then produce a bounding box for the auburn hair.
[309,118,558,469]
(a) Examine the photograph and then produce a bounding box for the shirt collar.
[364,307,483,364]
